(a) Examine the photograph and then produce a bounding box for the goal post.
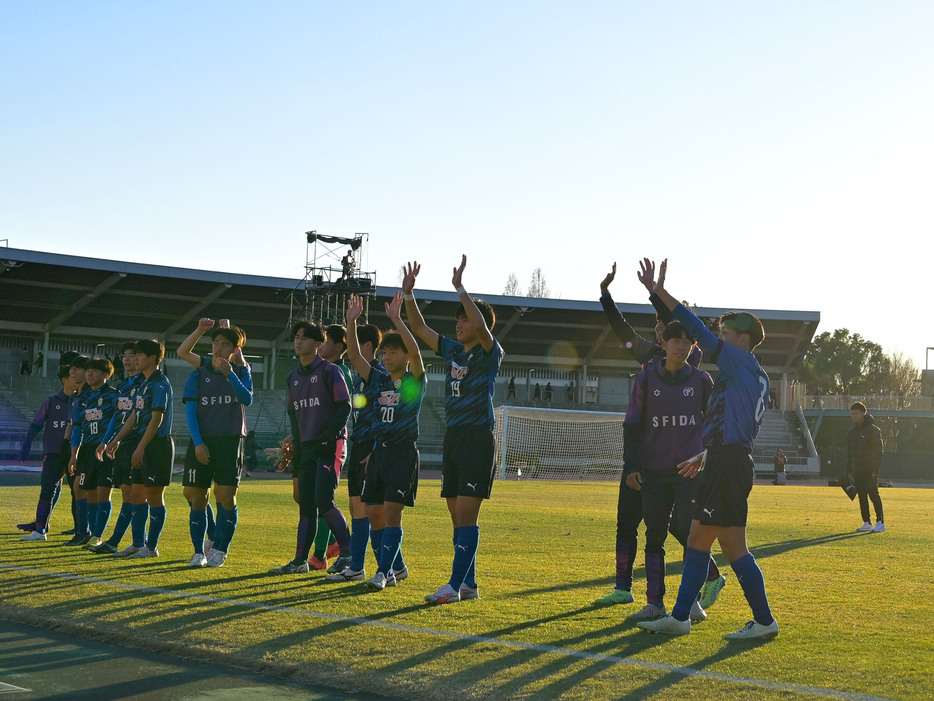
[494,405,626,482]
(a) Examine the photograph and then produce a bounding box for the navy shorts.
[183,435,243,488]
[692,446,754,527]
[362,442,419,507]
[440,426,496,499]
[132,435,175,488]
[345,439,372,498]
[112,440,136,487]
[75,445,101,491]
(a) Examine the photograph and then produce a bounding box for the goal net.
[494,406,625,481]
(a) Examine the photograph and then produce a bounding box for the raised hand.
[637,258,655,294]
[402,262,420,295]
[656,258,668,294]
[385,290,404,321]
[218,319,230,329]
[600,263,617,295]
[452,254,467,289]
[346,295,364,323]
[198,318,215,332]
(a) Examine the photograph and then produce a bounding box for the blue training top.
[672,304,769,452]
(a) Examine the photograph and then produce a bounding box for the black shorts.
[346,439,372,498]
[183,435,243,488]
[75,445,101,491]
[441,426,496,499]
[113,440,136,487]
[362,442,419,507]
[132,434,175,488]
[692,446,754,527]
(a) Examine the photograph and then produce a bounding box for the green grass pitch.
[1,479,932,700]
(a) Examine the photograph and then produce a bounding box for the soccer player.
[104,339,174,559]
[18,365,77,541]
[268,320,352,575]
[91,342,144,554]
[402,255,504,605]
[61,353,90,534]
[638,260,779,640]
[66,357,119,548]
[182,324,253,567]
[622,322,715,622]
[337,293,425,590]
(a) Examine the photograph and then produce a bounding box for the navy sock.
[147,505,167,550]
[76,498,89,536]
[671,547,710,621]
[87,501,100,537]
[350,517,370,571]
[131,503,149,548]
[378,527,402,575]
[731,553,775,626]
[392,543,406,573]
[190,507,208,553]
[206,501,216,541]
[216,504,238,553]
[449,525,479,590]
[107,503,133,546]
[94,501,112,538]
[370,528,384,563]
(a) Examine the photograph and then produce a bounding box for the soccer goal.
[494,406,625,481]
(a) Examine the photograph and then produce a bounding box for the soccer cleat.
[206,550,227,568]
[384,571,398,588]
[594,588,635,606]
[308,555,329,570]
[82,538,103,550]
[61,529,76,535]
[20,530,47,542]
[188,553,208,567]
[325,567,366,582]
[113,545,141,557]
[690,600,707,622]
[328,555,352,574]
[459,583,480,600]
[90,542,118,554]
[872,521,886,533]
[393,566,409,581]
[268,560,310,574]
[366,572,389,591]
[627,603,666,621]
[128,545,158,558]
[63,533,91,547]
[637,615,691,635]
[17,521,37,532]
[425,584,461,605]
[204,540,214,556]
[856,522,873,532]
[326,541,341,560]
[700,575,727,609]
[724,619,779,640]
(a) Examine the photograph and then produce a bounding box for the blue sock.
[216,504,238,553]
[671,547,711,622]
[370,528,384,563]
[449,525,479,590]
[131,503,149,548]
[392,544,406,573]
[378,527,402,575]
[190,507,208,553]
[94,501,112,538]
[731,553,775,626]
[87,502,100,537]
[147,505,167,550]
[350,517,370,571]
[206,501,216,541]
[107,503,133,546]
[76,498,89,536]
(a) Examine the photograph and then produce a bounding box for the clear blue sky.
[3,2,933,369]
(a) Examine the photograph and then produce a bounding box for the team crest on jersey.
[450,362,468,380]
[293,380,299,386]
[653,389,661,397]
[205,377,211,383]
[130,388,137,397]
[97,398,104,406]
[683,387,694,397]
[378,391,400,407]
[117,398,132,411]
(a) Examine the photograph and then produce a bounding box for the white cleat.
[637,615,691,635]
[872,521,886,533]
[628,603,666,621]
[326,567,366,582]
[188,553,208,567]
[365,572,388,591]
[856,522,873,532]
[724,619,779,640]
[21,530,47,542]
[459,583,479,600]
[127,545,158,559]
[113,545,141,557]
[425,584,460,605]
[206,550,227,567]
[690,600,707,622]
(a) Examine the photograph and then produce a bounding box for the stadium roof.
[0,247,820,377]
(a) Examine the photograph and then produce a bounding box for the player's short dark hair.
[326,324,347,350]
[86,356,114,376]
[290,320,325,342]
[851,401,867,413]
[119,341,137,355]
[57,365,71,381]
[380,331,408,353]
[69,354,90,369]
[662,321,695,343]
[719,311,765,349]
[357,323,382,350]
[211,325,246,348]
[134,339,165,363]
[455,298,496,330]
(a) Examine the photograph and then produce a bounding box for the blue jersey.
[133,370,173,439]
[71,383,119,447]
[437,335,504,429]
[103,373,143,442]
[673,305,769,452]
[368,368,426,445]
[350,360,384,443]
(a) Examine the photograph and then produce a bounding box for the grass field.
[1,478,932,700]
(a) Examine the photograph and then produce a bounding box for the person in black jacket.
[847,402,885,532]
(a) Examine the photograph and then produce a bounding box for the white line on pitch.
[0,563,898,701]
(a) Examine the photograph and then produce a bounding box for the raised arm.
[345,295,373,381]
[452,254,494,352]
[178,318,215,368]
[638,258,675,324]
[401,261,440,351]
[386,290,425,378]
[599,262,660,365]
